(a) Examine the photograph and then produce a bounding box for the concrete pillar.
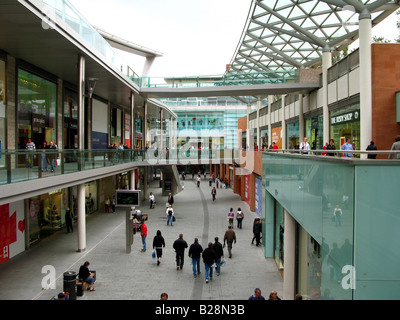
[268,96,273,147]
[281,96,286,150]
[130,92,135,149]
[283,209,296,300]
[359,9,372,158]
[160,109,163,152]
[130,168,136,190]
[256,98,261,149]
[77,183,86,252]
[247,104,251,150]
[78,55,85,150]
[299,93,304,141]
[322,45,332,146]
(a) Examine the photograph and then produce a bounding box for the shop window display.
[17,69,56,167]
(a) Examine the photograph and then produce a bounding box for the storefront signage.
[31,114,46,128]
[331,110,360,125]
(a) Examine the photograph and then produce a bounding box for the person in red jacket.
[140,221,147,252]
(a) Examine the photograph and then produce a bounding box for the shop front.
[330,105,360,152]
[305,113,323,150]
[287,120,299,149]
[17,68,57,167]
[29,188,69,245]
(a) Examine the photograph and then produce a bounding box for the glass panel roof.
[227,0,399,80]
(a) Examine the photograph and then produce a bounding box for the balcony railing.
[0,148,240,185]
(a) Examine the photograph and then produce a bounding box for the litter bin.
[63,271,77,300]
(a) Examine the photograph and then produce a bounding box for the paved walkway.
[0,175,282,300]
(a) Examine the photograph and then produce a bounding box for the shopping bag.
[152,250,156,259]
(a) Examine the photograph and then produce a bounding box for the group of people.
[150,231,228,284]
[25,138,58,171]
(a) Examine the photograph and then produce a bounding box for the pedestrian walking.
[202,242,217,283]
[249,288,265,300]
[65,207,73,233]
[166,204,174,226]
[173,234,188,270]
[236,208,244,229]
[149,192,155,209]
[326,139,336,156]
[223,225,236,259]
[188,238,203,277]
[140,221,147,252]
[342,138,353,157]
[167,193,174,206]
[388,135,400,159]
[366,141,378,159]
[333,205,342,227]
[196,175,201,188]
[227,208,234,228]
[211,187,216,201]
[25,138,36,168]
[212,237,224,276]
[253,218,262,246]
[251,218,260,245]
[153,230,165,266]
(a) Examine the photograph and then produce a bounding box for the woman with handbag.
[166,204,174,226]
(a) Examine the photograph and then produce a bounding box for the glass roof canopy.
[226,0,400,80]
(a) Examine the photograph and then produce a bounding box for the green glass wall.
[262,153,400,299]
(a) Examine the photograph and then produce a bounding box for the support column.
[322,45,332,146]
[256,98,261,149]
[130,92,135,149]
[268,96,273,148]
[77,184,86,252]
[299,93,304,142]
[160,109,163,152]
[78,55,85,150]
[359,9,372,158]
[246,104,251,150]
[283,209,296,300]
[130,168,136,190]
[144,102,148,149]
[281,96,286,150]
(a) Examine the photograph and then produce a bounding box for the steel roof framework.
[227,0,400,81]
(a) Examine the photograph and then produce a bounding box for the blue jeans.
[215,258,221,274]
[205,263,213,280]
[141,236,146,250]
[192,258,200,276]
[167,215,173,226]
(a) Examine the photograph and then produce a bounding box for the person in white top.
[299,137,310,154]
[166,204,174,226]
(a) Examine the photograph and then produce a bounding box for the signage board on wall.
[245,174,250,205]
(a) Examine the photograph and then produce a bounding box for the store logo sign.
[41,265,56,289]
[341,265,356,290]
[331,110,359,125]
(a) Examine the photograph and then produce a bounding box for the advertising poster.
[271,126,282,149]
[245,174,250,205]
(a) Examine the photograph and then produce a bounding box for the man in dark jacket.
[223,225,236,258]
[188,238,203,277]
[202,242,217,283]
[213,237,224,276]
[173,233,188,270]
[167,193,174,206]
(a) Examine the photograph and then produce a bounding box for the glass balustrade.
[0,148,240,185]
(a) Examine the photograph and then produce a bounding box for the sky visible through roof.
[68,0,399,78]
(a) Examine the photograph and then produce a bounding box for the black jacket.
[188,242,203,258]
[173,238,188,253]
[153,234,165,249]
[213,241,224,259]
[168,195,174,205]
[202,247,217,265]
